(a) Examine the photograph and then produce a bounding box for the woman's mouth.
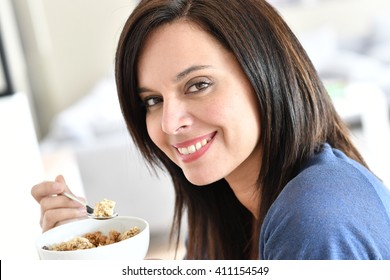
[177,138,209,155]
[174,132,216,162]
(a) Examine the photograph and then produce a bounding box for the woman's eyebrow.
[175,65,212,81]
[137,65,213,95]
[137,87,152,95]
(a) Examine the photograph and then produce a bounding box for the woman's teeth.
[178,139,208,155]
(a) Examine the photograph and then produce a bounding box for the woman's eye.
[143,96,162,108]
[187,81,212,93]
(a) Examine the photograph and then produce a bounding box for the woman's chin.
[184,171,222,186]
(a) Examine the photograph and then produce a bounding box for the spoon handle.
[62,192,94,214]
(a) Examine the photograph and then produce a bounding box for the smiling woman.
[113,0,390,260]
[32,0,390,260]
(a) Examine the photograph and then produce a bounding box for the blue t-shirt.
[259,144,390,259]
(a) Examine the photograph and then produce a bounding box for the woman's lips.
[174,132,217,163]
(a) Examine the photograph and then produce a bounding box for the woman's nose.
[161,98,192,134]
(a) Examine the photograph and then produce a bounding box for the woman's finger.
[32,175,79,203]
[31,180,60,203]
[41,207,87,232]
[40,194,86,214]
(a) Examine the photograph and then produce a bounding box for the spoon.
[62,192,118,219]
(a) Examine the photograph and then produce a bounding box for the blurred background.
[0,0,389,259]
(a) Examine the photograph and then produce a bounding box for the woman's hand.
[31,175,87,232]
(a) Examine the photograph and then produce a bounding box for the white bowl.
[36,216,149,260]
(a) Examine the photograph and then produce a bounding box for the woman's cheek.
[146,114,167,153]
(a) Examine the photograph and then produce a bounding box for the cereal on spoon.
[93,198,116,217]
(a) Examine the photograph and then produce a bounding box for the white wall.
[12,0,137,137]
[278,0,390,38]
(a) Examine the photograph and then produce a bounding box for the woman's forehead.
[136,21,230,84]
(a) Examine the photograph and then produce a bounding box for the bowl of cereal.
[35,216,149,260]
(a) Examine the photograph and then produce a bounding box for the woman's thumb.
[55,174,66,184]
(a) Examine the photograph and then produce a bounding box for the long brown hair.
[115,0,367,259]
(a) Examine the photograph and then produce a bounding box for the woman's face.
[137,21,261,186]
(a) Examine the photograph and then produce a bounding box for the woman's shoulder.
[259,144,390,259]
[282,143,390,210]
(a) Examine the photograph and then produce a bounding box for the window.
[0,31,13,97]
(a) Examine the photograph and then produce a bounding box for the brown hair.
[115,0,367,259]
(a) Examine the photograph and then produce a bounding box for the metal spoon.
[62,192,118,219]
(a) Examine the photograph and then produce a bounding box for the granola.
[44,226,141,251]
[93,198,116,217]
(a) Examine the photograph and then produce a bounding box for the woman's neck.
[225,148,262,219]
[231,182,260,219]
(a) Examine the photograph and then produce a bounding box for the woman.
[32,0,390,259]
